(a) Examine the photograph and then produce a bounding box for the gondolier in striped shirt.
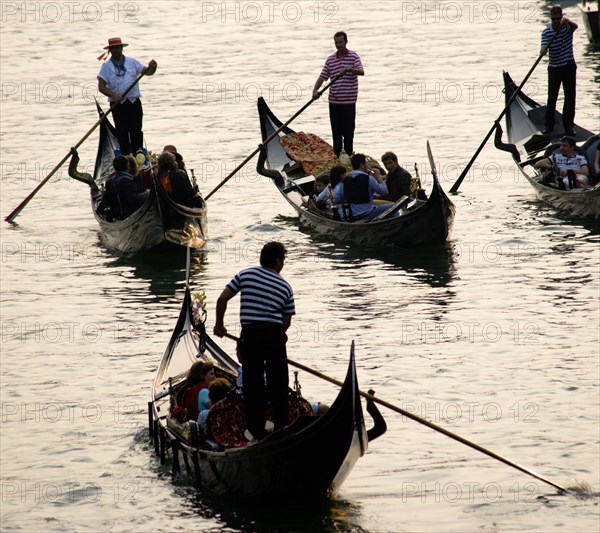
[540,6,578,136]
[213,242,295,443]
[313,31,364,157]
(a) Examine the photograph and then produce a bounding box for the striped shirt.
[226,267,295,325]
[541,25,575,67]
[319,49,364,105]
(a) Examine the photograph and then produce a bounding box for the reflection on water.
[275,214,458,287]
[176,480,366,533]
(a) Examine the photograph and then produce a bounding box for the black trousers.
[545,61,577,131]
[112,98,144,156]
[329,103,356,157]
[239,324,289,439]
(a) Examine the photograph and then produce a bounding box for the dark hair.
[113,155,129,172]
[381,151,398,163]
[260,241,287,268]
[208,377,232,403]
[351,153,367,170]
[187,361,214,386]
[329,165,347,187]
[334,31,348,42]
[560,136,576,147]
[175,152,185,170]
[158,151,177,172]
[315,174,329,186]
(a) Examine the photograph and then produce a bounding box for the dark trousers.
[545,61,577,131]
[239,324,289,439]
[112,98,144,156]
[329,103,356,157]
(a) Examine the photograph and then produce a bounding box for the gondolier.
[312,31,364,157]
[540,6,578,136]
[97,37,157,158]
[213,241,295,443]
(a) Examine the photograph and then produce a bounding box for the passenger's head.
[187,361,215,387]
[351,153,367,171]
[329,165,347,187]
[126,155,139,176]
[208,378,232,404]
[158,151,177,172]
[559,136,576,155]
[113,155,129,172]
[314,174,329,194]
[260,241,287,271]
[381,151,399,173]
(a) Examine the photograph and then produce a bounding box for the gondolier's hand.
[540,47,548,56]
[144,59,158,76]
[213,324,227,338]
[312,89,320,100]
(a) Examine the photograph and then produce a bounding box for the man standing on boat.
[213,242,295,443]
[540,6,578,136]
[313,31,364,157]
[97,37,157,158]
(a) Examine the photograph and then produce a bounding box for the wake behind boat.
[69,104,207,253]
[495,71,599,220]
[149,279,386,500]
[256,98,455,248]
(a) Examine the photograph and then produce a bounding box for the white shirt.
[98,56,144,103]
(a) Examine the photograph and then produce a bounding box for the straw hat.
[103,37,129,50]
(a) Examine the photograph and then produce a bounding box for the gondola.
[69,105,207,253]
[579,1,600,45]
[256,98,455,248]
[149,267,385,500]
[495,71,599,220]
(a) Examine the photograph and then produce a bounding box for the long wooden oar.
[5,69,149,223]
[222,332,567,492]
[449,29,561,194]
[204,71,346,201]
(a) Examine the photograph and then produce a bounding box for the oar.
[5,69,149,223]
[449,29,561,194]
[203,71,346,201]
[222,332,567,493]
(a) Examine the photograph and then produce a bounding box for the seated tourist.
[163,144,188,176]
[197,377,234,430]
[157,151,201,207]
[381,151,412,201]
[180,361,216,421]
[101,155,149,219]
[313,165,346,211]
[126,155,145,192]
[534,136,590,190]
[332,153,393,221]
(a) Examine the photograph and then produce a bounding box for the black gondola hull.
[499,71,600,220]
[257,98,455,247]
[151,287,373,500]
[90,107,208,253]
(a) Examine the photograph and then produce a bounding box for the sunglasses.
[551,17,562,21]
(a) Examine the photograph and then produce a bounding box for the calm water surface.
[1,1,599,532]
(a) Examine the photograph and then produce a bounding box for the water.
[1,1,599,531]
